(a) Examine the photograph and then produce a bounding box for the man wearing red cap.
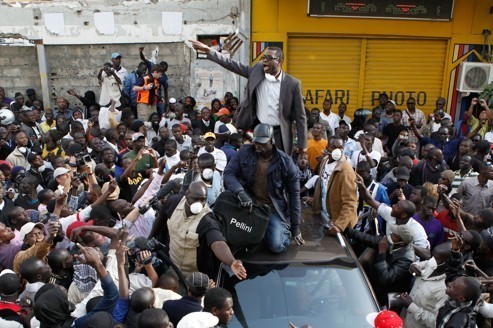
[214,108,237,134]
[366,310,403,328]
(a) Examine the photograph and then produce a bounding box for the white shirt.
[115,66,128,84]
[197,146,227,171]
[351,149,382,178]
[319,111,340,136]
[406,258,447,327]
[377,203,430,249]
[304,175,320,190]
[256,71,282,126]
[161,152,180,172]
[321,161,337,187]
[99,72,121,107]
[214,122,238,134]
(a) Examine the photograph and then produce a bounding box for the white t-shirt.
[319,112,340,136]
[304,175,320,190]
[197,147,227,171]
[377,203,430,249]
[99,72,122,107]
[320,161,338,187]
[351,149,382,178]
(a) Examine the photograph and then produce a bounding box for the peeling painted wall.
[0,0,250,108]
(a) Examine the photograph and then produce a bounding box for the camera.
[75,153,92,167]
[73,171,88,181]
[126,237,162,265]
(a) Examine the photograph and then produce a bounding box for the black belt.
[272,125,281,131]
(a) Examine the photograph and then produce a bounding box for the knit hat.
[83,311,115,328]
[389,224,414,244]
[11,166,25,179]
[34,284,75,327]
[217,124,232,135]
[440,170,455,185]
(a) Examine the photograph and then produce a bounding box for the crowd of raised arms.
[0,43,493,328]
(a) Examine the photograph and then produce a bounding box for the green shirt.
[123,150,155,172]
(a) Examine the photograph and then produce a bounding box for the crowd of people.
[0,41,492,328]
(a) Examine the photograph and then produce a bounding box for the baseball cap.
[252,124,273,144]
[389,224,414,244]
[204,132,216,140]
[169,98,177,104]
[216,108,230,117]
[177,312,219,328]
[111,52,122,59]
[186,272,210,294]
[66,220,94,241]
[217,124,232,135]
[386,100,396,107]
[0,272,21,296]
[20,222,45,241]
[338,120,349,127]
[366,310,403,328]
[53,167,70,179]
[132,133,146,142]
[394,167,410,181]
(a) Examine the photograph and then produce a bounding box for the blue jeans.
[264,212,291,253]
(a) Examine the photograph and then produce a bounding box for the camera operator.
[150,180,247,281]
[25,153,53,189]
[98,62,122,108]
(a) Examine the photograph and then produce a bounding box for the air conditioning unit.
[457,62,493,93]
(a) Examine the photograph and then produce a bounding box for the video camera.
[75,153,92,167]
[126,236,164,265]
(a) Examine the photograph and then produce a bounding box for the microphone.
[155,179,179,199]
[142,179,179,212]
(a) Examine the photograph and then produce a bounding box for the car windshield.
[220,259,378,328]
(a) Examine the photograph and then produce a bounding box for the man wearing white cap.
[12,221,59,273]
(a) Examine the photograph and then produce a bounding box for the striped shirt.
[450,168,478,195]
[402,108,426,144]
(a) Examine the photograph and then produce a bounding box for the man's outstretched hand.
[189,40,211,53]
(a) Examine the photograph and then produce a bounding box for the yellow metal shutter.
[363,39,447,114]
[288,37,362,112]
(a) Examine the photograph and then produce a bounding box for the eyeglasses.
[407,102,415,105]
[260,55,280,62]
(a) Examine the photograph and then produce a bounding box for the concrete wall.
[0,45,41,100]
[0,0,250,109]
[44,43,190,106]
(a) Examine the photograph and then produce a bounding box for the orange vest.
[136,76,159,105]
